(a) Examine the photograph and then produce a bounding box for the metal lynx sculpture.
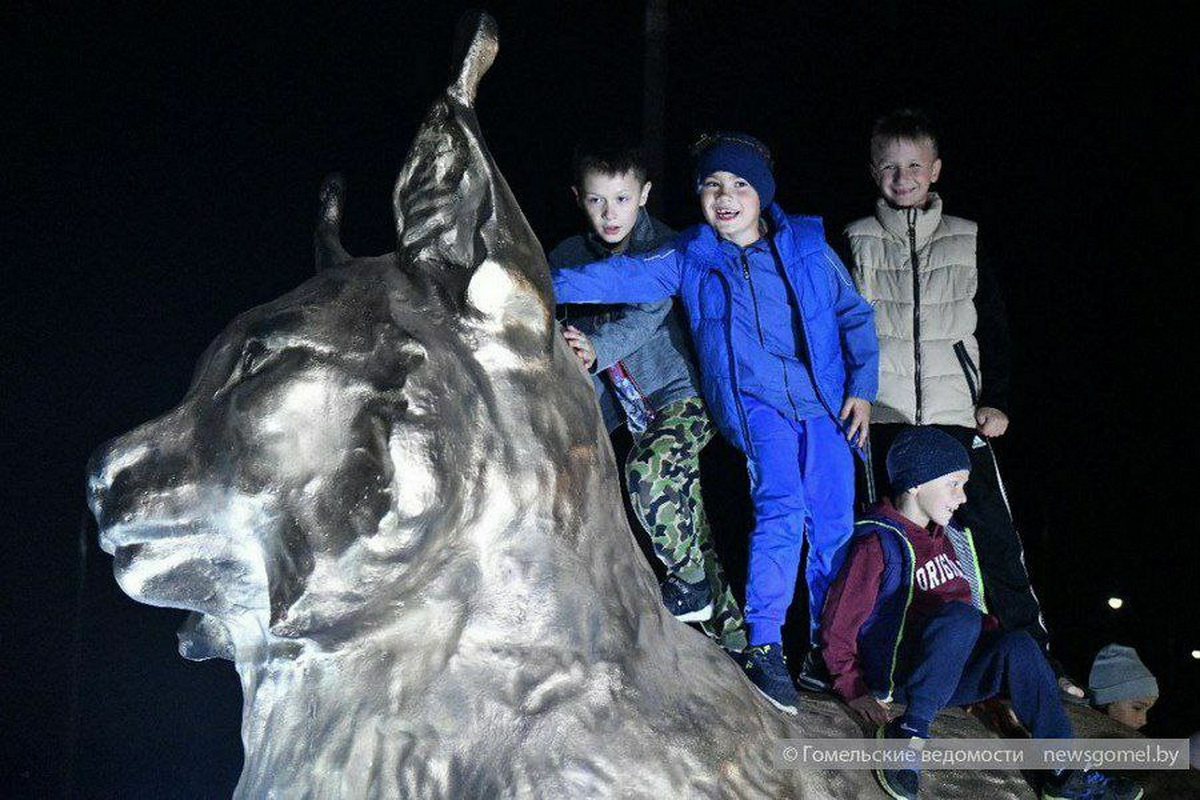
[87,12,1158,800]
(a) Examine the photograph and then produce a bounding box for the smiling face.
[699,171,762,247]
[1106,696,1156,730]
[573,169,651,250]
[871,136,941,209]
[903,469,970,528]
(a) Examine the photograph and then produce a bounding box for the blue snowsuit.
[552,204,879,645]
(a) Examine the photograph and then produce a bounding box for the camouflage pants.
[626,397,748,652]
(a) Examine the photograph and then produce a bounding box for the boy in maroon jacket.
[820,427,1140,800]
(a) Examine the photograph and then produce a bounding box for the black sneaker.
[874,720,921,800]
[795,648,833,693]
[660,575,713,622]
[741,643,799,715]
[1041,770,1143,800]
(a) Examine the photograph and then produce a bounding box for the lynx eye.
[217,339,277,395]
[240,340,271,378]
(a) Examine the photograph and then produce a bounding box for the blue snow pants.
[741,395,855,647]
[894,602,1072,739]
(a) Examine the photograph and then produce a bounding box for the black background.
[4,1,1196,795]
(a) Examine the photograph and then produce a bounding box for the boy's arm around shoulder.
[546,236,581,271]
[822,243,879,401]
[820,531,886,703]
[582,300,675,372]
[551,241,683,306]
[578,215,682,369]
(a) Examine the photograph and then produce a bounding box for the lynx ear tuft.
[448,12,498,107]
[314,172,350,272]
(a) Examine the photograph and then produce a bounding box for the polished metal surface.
[83,13,1060,799]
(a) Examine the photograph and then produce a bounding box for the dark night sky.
[3,1,1197,795]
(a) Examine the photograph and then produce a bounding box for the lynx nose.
[86,436,155,529]
[86,439,117,519]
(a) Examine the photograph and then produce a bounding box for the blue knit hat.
[886,427,971,493]
[693,132,776,207]
[1089,644,1159,706]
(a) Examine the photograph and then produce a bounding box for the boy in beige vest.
[843,108,1085,702]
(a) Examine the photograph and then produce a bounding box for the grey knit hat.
[1088,644,1159,706]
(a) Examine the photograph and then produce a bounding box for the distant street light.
[1191,650,1200,660]
[1107,597,1124,610]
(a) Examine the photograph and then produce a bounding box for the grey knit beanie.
[1088,644,1159,706]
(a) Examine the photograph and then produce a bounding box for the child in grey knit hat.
[1089,643,1159,730]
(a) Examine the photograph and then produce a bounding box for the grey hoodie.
[549,209,701,433]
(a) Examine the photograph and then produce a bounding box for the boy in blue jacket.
[549,141,747,654]
[820,427,1141,800]
[552,133,878,713]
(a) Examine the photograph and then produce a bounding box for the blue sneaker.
[741,643,799,715]
[1041,770,1143,800]
[660,575,713,622]
[874,719,922,800]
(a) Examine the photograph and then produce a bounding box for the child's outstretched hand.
[975,406,1009,438]
[848,694,892,726]
[840,397,872,449]
[561,325,597,371]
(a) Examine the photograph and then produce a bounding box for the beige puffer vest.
[846,194,981,427]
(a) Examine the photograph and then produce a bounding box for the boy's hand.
[561,325,596,370]
[839,397,871,448]
[975,406,1009,438]
[848,695,892,726]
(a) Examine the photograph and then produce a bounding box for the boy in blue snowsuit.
[552,133,879,712]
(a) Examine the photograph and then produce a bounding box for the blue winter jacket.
[836,514,987,702]
[552,204,879,452]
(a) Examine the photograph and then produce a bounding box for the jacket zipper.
[953,340,980,406]
[907,209,923,425]
[708,269,755,454]
[871,520,917,703]
[741,251,801,419]
[740,252,768,344]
